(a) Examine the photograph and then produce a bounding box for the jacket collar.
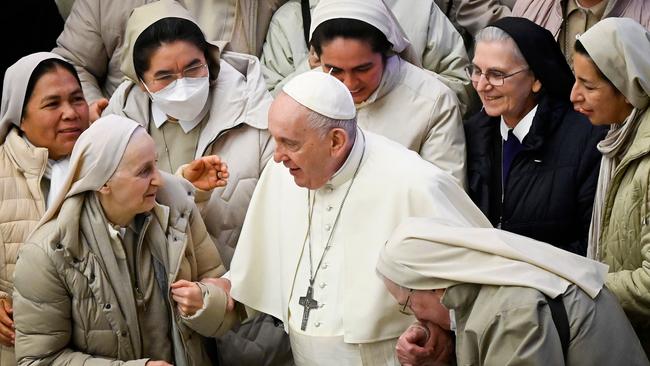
[355,55,402,109]
[4,127,48,176]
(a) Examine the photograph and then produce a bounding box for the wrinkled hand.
[170,280,204,317]
[396,322,453,366]
[200,277,234,312]
[146,361,173,366]
[182,155,228,191]
[308,46,321,69]
[0,298,14,347]
[89,98,109,122]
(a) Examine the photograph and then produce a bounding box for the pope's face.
[268,94,340,189]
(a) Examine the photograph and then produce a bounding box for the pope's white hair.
[306,109,357,140]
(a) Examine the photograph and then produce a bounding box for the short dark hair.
[574,40,613,86]
[310,18,392,57]
[133,17,210,81]
[22,58,81,117]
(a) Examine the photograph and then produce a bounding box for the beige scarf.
[587,108,641,259]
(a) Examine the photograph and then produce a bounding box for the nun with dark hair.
[464,17,606,255]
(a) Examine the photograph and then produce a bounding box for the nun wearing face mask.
[103,0,273,269]
[378,217,649,365]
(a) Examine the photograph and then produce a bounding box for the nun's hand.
[0,298,14,347]
[89,98,109,122]
[170,280,203,317]
[396,322,452,366]
[182,155,228,191]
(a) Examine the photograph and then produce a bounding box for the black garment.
[490,17,575,100]
[0,1,64,100]
[464,94,607,255]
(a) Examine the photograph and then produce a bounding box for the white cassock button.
[319,303,326,308]
[326,186,333,193]
[314,321,321,327]
[325,224,332,231]
[322,263,328,269]
[326,205,333,211]
[319,282,327,289]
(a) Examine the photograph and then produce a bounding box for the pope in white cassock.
[229,70,491,365]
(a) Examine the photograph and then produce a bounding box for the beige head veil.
[578,18,650,110]
[309,0,421,67]
[579,19,650,258]
[377,217,608,299]
[0,52,66,142]
[39,115,142,225]
[120,0,222,83]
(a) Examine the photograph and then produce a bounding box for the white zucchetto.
[282,70,356,120]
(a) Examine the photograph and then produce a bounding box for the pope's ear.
[330,128,349,154]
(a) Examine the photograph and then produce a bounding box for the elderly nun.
[570,18,650,355]
[13,115,236,365]
[464,17,606,255]
[0,52,90,365]
[377,217,649,365]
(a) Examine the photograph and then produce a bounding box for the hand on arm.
[182,155,229,191]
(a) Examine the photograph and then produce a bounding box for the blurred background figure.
[513,0,650,65]
[52,0,287,106]
[464,18,605,254]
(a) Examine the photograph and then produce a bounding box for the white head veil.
[309,0,421,67]
[378,217,608,299]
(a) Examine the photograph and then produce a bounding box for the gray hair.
[306,109,357,140]
[475,26,527,66]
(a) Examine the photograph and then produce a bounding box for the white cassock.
[230,129,491,365]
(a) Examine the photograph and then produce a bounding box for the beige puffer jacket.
[13,173,236,365]
[0,128,47,366]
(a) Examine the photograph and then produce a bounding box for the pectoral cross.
[298,285,319,331]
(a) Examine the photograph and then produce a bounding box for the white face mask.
[143,76,209,121]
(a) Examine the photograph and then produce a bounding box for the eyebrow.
[323,62,374,71]
[152,58,203,78]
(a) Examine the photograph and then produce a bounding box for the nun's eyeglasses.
[466,65,529,86]
[399,289,414,315]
